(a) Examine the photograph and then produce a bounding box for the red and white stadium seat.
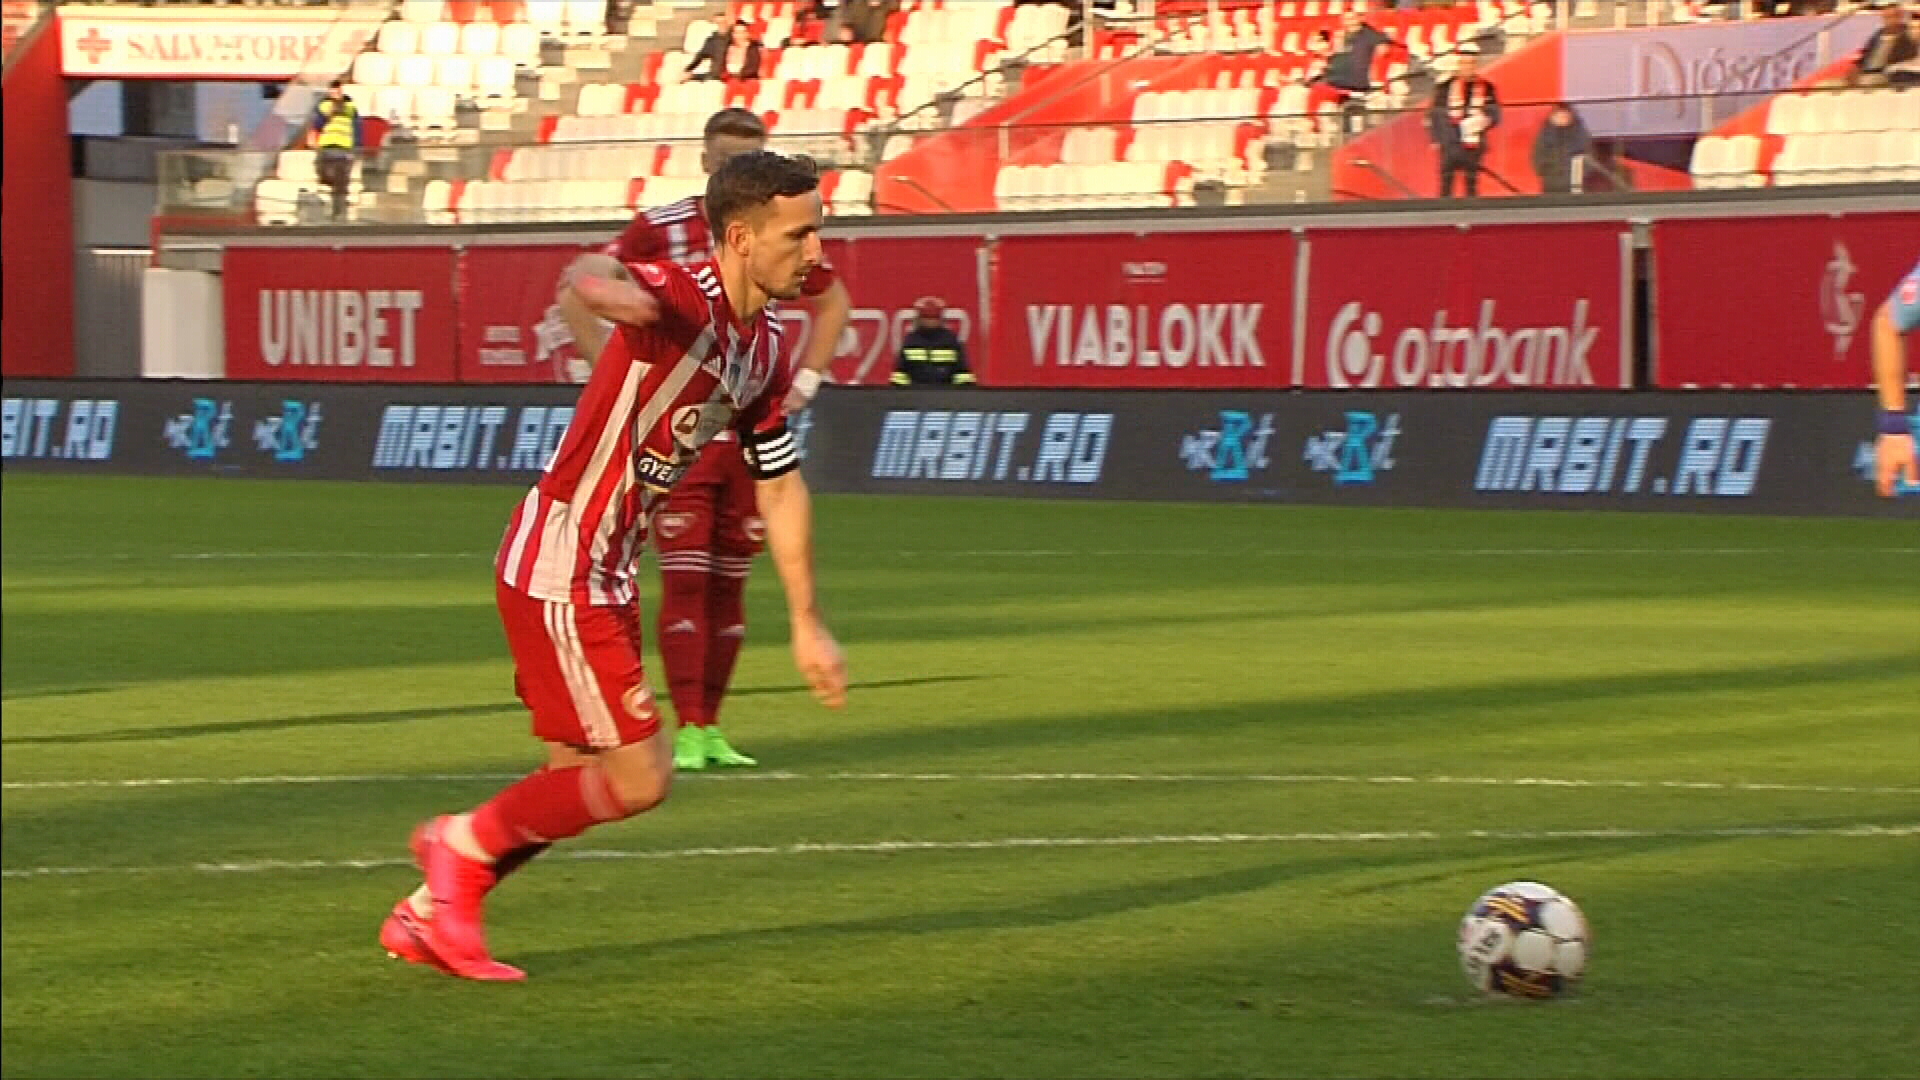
[1692,87,1920,189]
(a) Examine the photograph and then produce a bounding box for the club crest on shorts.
[623,683,657,721]
[656,511,693,539]
[744,517,767,543]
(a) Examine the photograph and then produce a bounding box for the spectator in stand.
[788,0,830,45]
[892,298,975,386]
[686,19,763,82]
[1848,3,1917,86]
[1530,101,1591,195]
[1308,7,1393,135]
[1427,44,1501,198]
[838,0,898,44]
[308,79,361,222]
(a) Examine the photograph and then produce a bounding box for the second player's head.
[702,108,769,177]
[706,150,823,303]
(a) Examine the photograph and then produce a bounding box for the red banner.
[780,234,984,387]
[445,235,982,386]
[984,231,1293,388]
[1302,223,1629,390]
[1652,212,1920,389]
[225,247,459,382]
[456,243,602,384]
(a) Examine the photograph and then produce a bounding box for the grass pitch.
[4,474,1917,1078]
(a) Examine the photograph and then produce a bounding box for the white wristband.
[792,367,823,399]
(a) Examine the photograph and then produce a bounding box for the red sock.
[657,568,712,727]
[704,569,748,723]
[468,765,622,859]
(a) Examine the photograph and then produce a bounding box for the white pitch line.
[5,771,1918,796]
[7,547,1919,564]
[5,823,1916,880]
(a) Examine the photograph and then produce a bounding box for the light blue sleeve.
[1890,257,1920,335]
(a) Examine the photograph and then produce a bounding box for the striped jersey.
[607,193,838,296]
[496,258,799,607]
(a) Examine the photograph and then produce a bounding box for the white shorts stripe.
[500,490,540,580]
[560,604,622,749]
[543,601,620,749]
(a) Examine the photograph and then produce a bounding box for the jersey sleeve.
[1890,258,1920,335]
[603,213,664,262]
[736,323,802,480]
[624,259,709,330]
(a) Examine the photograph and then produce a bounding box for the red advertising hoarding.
[447,234,983,385]
[1653,212,1920,389]
[1301,222,1630,390]
[781,234,985,387]
[456,243,602,384]
[224,247,459,382]
[983,230,1294,388]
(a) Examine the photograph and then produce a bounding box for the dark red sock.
[704,570,749,724]
[468,765,623,860]
[658,568,712,727]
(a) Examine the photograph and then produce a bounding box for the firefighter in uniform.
[310,80,362,222]
[891,296,976,385]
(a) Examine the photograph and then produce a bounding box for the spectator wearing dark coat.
[1427,45,1501,197]
[1531,102,1591,194]
[687,20,764,82]
[1849,3,1917,85]
[1307,9,1393,132]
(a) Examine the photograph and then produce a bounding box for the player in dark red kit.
[379,151,848,981]
[558,107,852,770]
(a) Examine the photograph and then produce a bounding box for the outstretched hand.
[791,616,847,709]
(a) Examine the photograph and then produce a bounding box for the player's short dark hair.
[703,107,767,142]
[705,151,819,234]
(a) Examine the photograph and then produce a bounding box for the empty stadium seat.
[377,21,420,56]
[461,20,501,57]
[395,54,435,87]
[500,21,540,64]
[353,51,395,86]
[401,0,445,25]
[419,21,460,56]
[254,179,302,226]
[438,55,474,91]
[474,55,518,103]
[423,179,455,225]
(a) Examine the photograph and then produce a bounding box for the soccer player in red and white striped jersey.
[381,152,847,982]
[557,107,851,771]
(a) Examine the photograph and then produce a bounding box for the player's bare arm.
[556,253,631,363]
[571,265,662,330]
[787,277,852,413]
[755,468,847,708]
[1871,300,1916,497]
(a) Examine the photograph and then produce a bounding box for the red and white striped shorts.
[495,581,663,749]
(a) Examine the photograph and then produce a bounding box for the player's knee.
[600,745,673,816]
[612,772,670,817]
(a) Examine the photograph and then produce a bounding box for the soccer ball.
[1457,881,1589,999]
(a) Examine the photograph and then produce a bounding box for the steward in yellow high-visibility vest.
[891,296,976,386]
[309,79,363,221]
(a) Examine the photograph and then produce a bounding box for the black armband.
[744,423,800,479]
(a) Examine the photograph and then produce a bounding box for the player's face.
[746,191,824,301]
